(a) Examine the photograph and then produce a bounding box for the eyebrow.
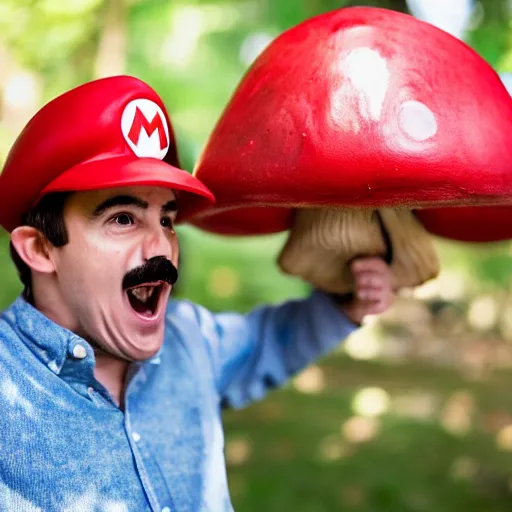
[91,195,178,217]
[162,200,178,214]
[92,195,148,217]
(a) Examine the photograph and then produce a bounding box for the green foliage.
[174,226,309,312]
[0,231,21,308]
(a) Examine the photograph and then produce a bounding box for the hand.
[339,257,395,325]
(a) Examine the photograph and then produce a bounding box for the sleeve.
[189,291,358,409]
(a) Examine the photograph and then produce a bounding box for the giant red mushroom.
[415,206,512,243]
[178,6,512,293]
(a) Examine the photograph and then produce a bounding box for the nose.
[141,224,175,262]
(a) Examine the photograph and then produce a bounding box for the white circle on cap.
[398,100,438,142]
[121,98,170,160]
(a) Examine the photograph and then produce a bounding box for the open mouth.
[126,282,166,319]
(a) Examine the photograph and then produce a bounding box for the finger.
[356,272,385,290]
[351,300,384,319]
[358,297,389,315]
[353,266,391,290]
[356,289,384,302]
[351,257,388,274]
[344,291,395,323]
[368,291,395,314]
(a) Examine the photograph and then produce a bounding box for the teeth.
[130,286,157,303]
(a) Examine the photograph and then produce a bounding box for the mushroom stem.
[277,207,440,294]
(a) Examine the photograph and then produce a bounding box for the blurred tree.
[94,0,128,78]
[0,0,512,312]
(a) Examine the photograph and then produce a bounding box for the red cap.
[0,75,214,233]
[180,7,512,238]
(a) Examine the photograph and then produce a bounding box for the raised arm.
[186,257,394,409]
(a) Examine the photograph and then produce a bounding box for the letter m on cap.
[128,107,167,149]
[121,99,170,160]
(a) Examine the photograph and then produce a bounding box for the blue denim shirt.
[0,292,356,511]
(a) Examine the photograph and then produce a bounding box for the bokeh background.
[2,0,512,510]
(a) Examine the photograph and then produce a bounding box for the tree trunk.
[94,0,128,78]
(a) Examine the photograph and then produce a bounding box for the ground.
[224,355,512,512]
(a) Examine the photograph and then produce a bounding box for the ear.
[10,226,56,275]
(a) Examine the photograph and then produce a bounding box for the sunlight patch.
[293,365,325,394]
[450,456,477,481]
[343,327,381,361]
[496,425,512,451]
[351,387,390,418]
[317,435,352,462]
[440,391,474,436]
[226,437,252,466]
[342,416,380,444]
[391,391,438,421]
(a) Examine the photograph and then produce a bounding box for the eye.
[160,216,174,229]
[113,213,134,226]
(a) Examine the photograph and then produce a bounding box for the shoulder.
[163,298,220,362]
[165,298,217,336]
[0,305,36,411]
[0,303,24,356]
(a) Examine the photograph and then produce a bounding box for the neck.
[32,279,78,333]
[94,350,129,408]
[32,285,129,407]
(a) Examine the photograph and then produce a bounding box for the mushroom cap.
[415,206,512,242]
[180,6,512,237]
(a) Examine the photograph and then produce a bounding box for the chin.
[126,330,165,361]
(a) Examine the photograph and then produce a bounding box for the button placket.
[71,343,87,359]
[125,384,176,512]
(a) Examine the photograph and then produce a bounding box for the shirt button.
[72,344,87,359]
[162,507,171,512]
[132,432,141,443]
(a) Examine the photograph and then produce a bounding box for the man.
[0,76,394,511]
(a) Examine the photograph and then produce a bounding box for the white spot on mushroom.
[398,100,438,141]
[344,47,390,121]
[1,377,34,416]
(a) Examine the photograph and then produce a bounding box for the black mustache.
[122,256,178,290]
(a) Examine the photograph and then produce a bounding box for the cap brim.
[40,155,215,216]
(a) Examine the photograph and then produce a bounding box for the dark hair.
[10,192,71,302]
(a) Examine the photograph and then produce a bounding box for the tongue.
[128,292,153,316]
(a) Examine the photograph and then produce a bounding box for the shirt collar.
[4,296,164,373]
[6,296,93,375]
